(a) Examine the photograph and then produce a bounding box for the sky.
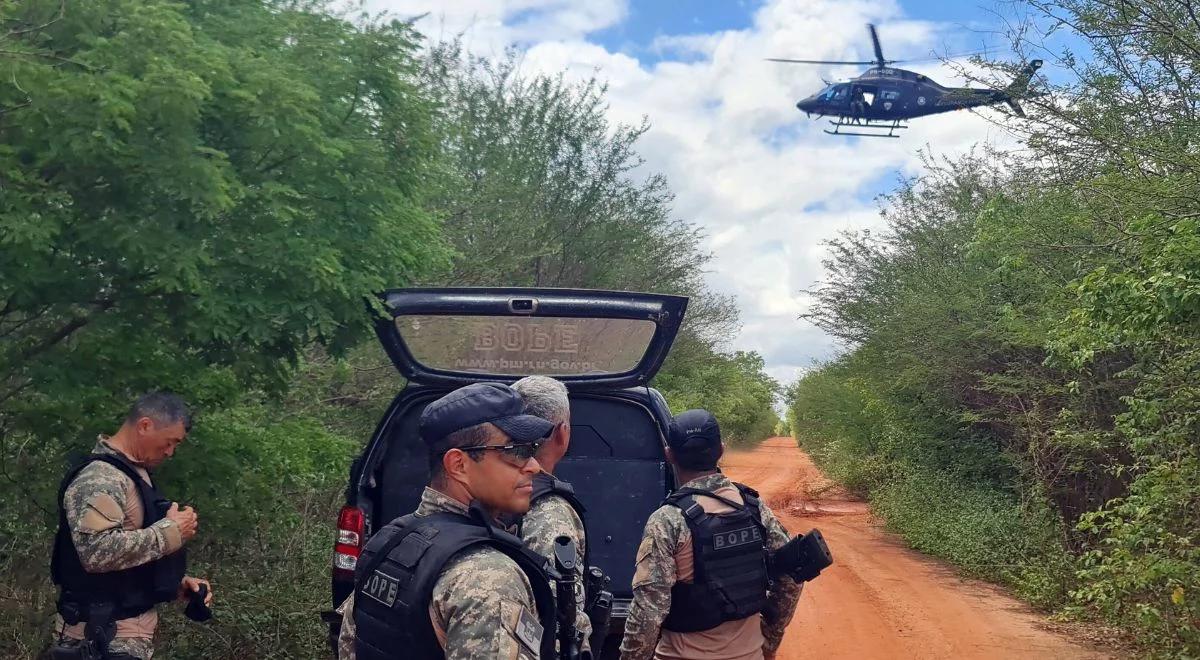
[363,0,1037,389]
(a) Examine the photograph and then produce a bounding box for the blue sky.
[591,1,761,57]
[372,0,1062,387]
[590,0,1020,68]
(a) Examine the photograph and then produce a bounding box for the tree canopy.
[0,0,442,439]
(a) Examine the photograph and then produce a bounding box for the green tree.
[787,152,1097,609]
[0,0,441,433]
[1014,1,1200,649]
[0,1,442,656]
[419,43,771,436]
[417,42,739,344]
[656,350,780,445]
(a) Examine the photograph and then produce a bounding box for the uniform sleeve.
[336,594,357,660]
[520,496,592,651]
[432,549,542,660]
[759,502,802,654]
[62,462,183,573]
[619,507,685,660]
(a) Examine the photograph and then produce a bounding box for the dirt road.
[721,437,1119,660]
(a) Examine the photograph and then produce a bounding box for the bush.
[789,365,1073,610]
[872,467,1072,608]
[1071,457,1200,654]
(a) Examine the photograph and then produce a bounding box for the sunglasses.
[461,441,542,467]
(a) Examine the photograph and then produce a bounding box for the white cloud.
[368,0,1020,387]
[363,0,628,55]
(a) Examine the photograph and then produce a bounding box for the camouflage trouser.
[51,636,154,660]
[108,636,154,659]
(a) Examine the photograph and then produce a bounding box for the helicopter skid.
[825,116,908,137]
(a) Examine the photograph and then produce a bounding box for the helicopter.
[769,24,1042,137]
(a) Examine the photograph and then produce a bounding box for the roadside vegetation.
[0,2,776,658]
[786,1,1200,654]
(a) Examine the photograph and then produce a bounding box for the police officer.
[337,382,560,659]
[619,410,802,660]
[512,376,592,653]
[49,392,212,660]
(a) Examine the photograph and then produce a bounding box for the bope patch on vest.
[713,525,763,551]
[362,569,401,607]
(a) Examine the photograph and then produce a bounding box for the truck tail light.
[333,505,365,578]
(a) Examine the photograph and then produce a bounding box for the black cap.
[668,409,722,453]
[419,382,556,447]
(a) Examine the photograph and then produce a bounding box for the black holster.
[48,600,115,660]
[48,641,101,660]
[584,566,612,655]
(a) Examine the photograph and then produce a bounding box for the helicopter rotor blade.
[766,58,881,65]
[892,47,998,65]
[767,46,991,67]
[868,23,886,67]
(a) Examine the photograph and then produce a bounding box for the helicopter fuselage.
[795,67,1010,121]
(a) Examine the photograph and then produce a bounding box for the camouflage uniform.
[338,487,545,660]
[520,475,592,653]
[619,473,802,660]
[336,594,356,660]
[52,438,185,660]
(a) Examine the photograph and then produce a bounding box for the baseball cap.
[419,382,556,447]
[668,409,723,469]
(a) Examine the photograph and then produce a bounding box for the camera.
[769,529,833,583]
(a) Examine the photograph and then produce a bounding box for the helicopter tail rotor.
[1000,61,1044,116]
[1005,59,1043,95]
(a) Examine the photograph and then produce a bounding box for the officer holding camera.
[49,392,212,660]
[620,410,805,660]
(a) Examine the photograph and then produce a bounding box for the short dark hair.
[428,422,492,479]
[126,392,192,433]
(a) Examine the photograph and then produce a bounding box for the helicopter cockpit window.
[831,85,848,100]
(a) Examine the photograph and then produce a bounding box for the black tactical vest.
[51,453,187,622]
[661,483,770,633]
[353,504,558,660]
[525,472,589,566]
[530,472,586,520]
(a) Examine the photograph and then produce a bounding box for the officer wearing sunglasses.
[462,438,543,465]
[337,382,560,660]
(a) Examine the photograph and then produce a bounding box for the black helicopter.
[769,24,1042,137]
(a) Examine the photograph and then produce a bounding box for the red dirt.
[720,437,1122,660]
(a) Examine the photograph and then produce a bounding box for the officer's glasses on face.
[462,441,542,468]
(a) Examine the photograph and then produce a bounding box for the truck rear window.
[394,315,657,377]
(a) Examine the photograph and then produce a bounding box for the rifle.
[769,528,833,583]
[552,536,584,660]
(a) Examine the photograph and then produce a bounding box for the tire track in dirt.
[720,437,1122,660]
